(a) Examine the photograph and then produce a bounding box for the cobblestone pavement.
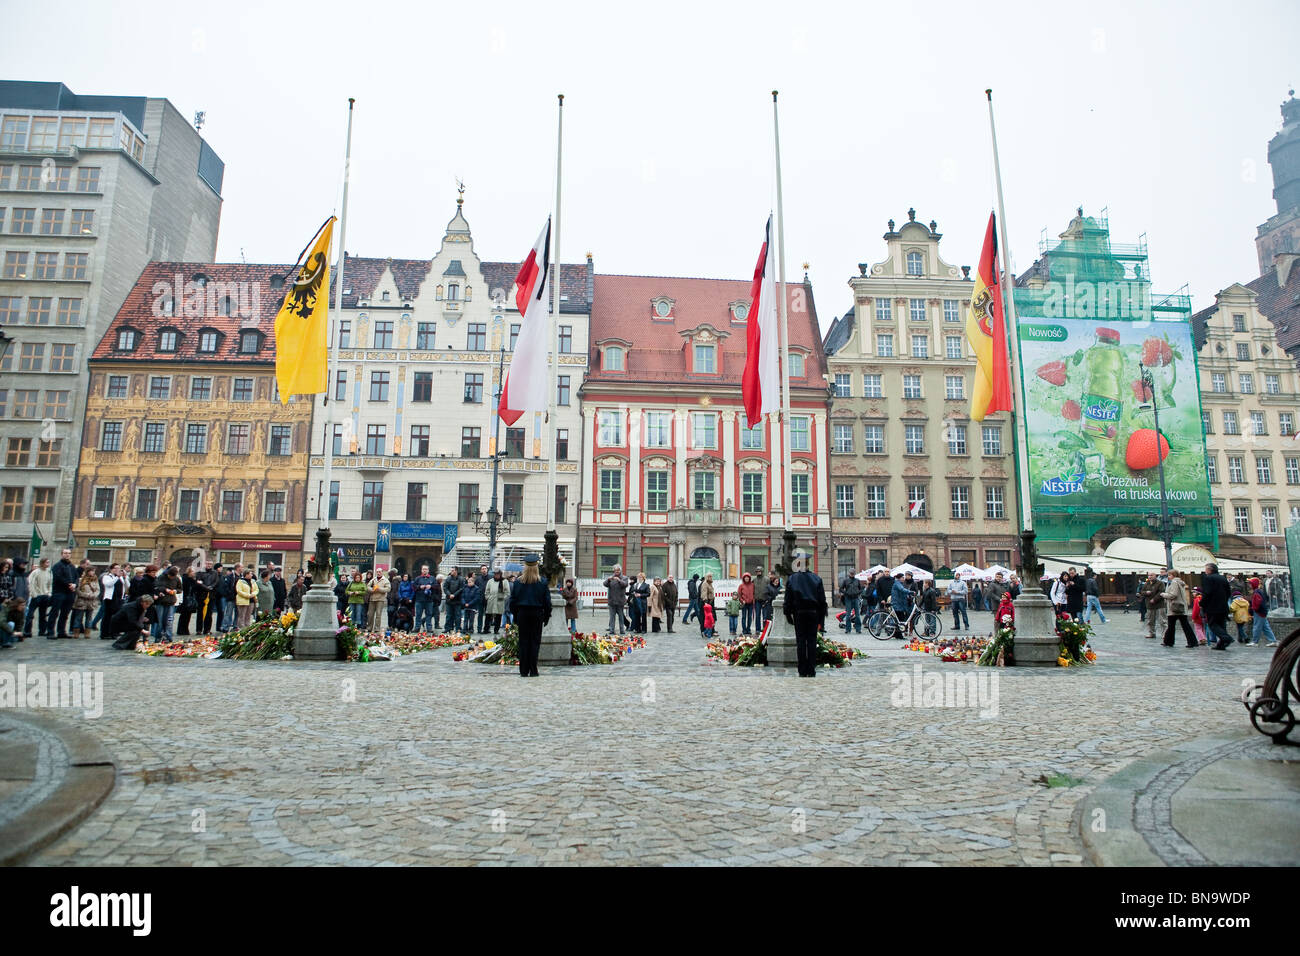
[1,606,1295,866]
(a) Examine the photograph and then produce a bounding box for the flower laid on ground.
[707,633,858,668]
[357,630,474,662]
[134,636,218,658]
[902,635,989,662]
[570,632,646,665]
[978,613,1016,667]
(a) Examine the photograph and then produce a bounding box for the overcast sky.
[3,0,1296,330]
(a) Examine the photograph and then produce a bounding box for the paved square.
[1,608,1296,866]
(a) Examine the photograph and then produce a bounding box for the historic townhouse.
[0,81,223,557]
[73,262,311,570]
[304,195,589,573]
[577,272,831,581]
[822,209,1019,578]
[1195,283,1300,564]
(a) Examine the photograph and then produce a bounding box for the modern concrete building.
[304,194,590,574]
[72,262,311,571]
[822,209,1020,579]
[0,81,223,558]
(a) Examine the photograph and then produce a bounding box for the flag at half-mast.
[742,214,780,427]
[274,216,336,404]
[966,211,1014,422]
[499,218,551,426]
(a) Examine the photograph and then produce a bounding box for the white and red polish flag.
[741,214,780,427]
[499,218,552,426]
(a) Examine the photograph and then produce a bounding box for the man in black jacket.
[1201,562,1234,650]
[110,595,154,650]
[51,548,78,639]
[683,574,700,625]
[195,563,219,634]
[785,552,827,677]
[442,568,464,634]
[661,576,678,633]
[270,566,288,613]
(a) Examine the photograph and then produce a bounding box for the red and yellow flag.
[966,212,1013,422]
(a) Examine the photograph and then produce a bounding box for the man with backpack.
[1248,576,1279,647]
[683,573,700,625]
[1200,562,1233,650]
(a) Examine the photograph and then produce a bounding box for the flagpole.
[320,97,354,537]
[541,93,564,587]
[986,89,1032,536]
[547,94,563,536]
[772,91,795,562]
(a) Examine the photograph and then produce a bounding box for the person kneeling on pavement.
[110,595,155,650]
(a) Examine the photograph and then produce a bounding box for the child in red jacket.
[702,602,716,639]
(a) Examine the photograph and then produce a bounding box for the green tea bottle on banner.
[1080,327,1123,463]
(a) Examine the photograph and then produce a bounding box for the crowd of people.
[1137,565,1280,650]
[835,569,1021,635]
[0,549,309,651]
[601,566,786,640]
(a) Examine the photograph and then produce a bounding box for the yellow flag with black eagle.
[274,217,336,404]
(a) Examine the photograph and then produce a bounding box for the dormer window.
[239,330,262,354]
[693,343,716,373]
[381,290,391,302]
[220,295,233,315]
[158,329,179,352]
[116,328,139,351]
[605,346,624,371]
[786,352,805,377]
[651,296,675,320]
[197,329,221,353]
[730,301,749,324]
[192,272,210,287]
[906,251,923,276]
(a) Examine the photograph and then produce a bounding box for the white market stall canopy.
[1042,538,1290,577]
[951,563,982,578]
[890,563,934,580]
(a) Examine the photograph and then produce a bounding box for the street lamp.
[1144,509,1185,565]
[0,329,13,369]
[473,342,515,570]
[1138,361,1177,568]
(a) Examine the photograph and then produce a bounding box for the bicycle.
[868,601,942,641]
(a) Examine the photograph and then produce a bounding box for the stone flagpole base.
[1012,529,1062,667]
[294,528,344,661]
[765,592,798,668]
[539,588,572,667]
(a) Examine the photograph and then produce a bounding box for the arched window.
[906,251,923,276]
[605,346,624,371]
[448,283,460,301]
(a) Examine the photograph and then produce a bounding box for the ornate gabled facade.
[73,262,310,570]
[304,195,590,573]
[824,209,1020,578]
[578,271,831,581]
[1194,282,1300,563]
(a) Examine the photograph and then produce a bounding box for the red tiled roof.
[586,274,826,386]
[1248,259,1300,355]
[91,261,295,363]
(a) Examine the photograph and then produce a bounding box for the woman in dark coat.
[511,554,552,677]
[1064,570,1086,619]
[561,578,579,634]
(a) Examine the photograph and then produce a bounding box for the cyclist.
[890,573,913,639]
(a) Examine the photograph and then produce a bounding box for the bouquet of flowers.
[978,607,1016,666]
[1055,613,1096,665]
